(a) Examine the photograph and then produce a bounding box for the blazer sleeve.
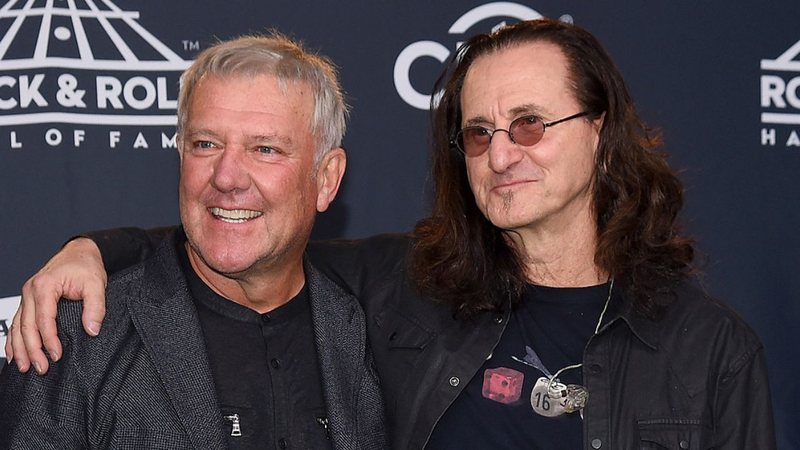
[0,306,87,449]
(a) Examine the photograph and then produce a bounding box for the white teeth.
[210,207,263,223]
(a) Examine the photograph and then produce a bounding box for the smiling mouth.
[492,179,534,191]
[209,207,263,223]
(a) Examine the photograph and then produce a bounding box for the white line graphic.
[0,0,36,60]
[0,112,177,126]
[101,0,183,62]
[33,0,54,60]
[0,0,192,70]
[86,0,137,62]
[68,0,94,61]
[761,113,800,125]
[0,0,190,125]
[761,39,800,71]
[0,57,188,70]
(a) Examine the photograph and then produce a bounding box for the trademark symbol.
[182,40,200,52]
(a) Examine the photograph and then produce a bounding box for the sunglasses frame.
[453,111,591,157]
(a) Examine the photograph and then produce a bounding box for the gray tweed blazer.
[0,233,386,449]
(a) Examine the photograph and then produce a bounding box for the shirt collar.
[596,284,662,351]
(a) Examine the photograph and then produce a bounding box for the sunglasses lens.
[510,115,544,146]
[458,127,491,156]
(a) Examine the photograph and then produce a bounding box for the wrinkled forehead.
[459,42,576,120]
[188,73,314,122]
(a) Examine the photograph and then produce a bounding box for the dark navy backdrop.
[1,1,797,447]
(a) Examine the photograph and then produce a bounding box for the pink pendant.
[482,367,524,404]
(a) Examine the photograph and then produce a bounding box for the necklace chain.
[548,278,614,382]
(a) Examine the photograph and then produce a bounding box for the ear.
[591,111,605,136]
[590,112,605,155]
[592,111,605,130]
[315,147,347,213]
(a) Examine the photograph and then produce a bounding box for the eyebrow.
[184,129,294,147]
[183,128,222,142]
[462,103,552,128]
[249,134,294,147]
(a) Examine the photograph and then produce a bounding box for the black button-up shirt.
[178,237,332,450]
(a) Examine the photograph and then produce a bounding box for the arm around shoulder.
[87,226,176,274]
[7,226,176,375]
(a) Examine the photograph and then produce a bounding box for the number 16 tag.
[530,377,568,417]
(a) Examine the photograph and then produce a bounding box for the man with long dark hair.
[6,19,774,449]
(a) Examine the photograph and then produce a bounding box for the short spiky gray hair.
[176,33,348,164]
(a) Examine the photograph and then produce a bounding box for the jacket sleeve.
[306,233,413,298]
[83,226,176,275]
[713,345,776,449]
[0,308,87,449]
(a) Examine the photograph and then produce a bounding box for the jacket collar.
[595,283,662,351]
[126,232,228,449]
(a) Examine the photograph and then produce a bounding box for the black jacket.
[95,229,776,450]
[0,231,387,449]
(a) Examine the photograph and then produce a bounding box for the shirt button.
[278,438,287,449]
[449,376,460,387]
[271,358,281,369]
[679,440,689,449]
[261,314,271,324]
[591,438,602,449]
[589,364,602,374]
[493,315,504,324]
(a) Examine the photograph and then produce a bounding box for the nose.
[487,130,524,173]
[211,147,252,193]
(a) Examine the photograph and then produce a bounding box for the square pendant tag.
[482,367,524,404]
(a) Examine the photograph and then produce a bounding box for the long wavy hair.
[411,18,695,319]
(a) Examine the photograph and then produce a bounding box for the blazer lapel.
[127,241,228,449]
[306,262,364,448]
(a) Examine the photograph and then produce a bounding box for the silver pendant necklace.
[512,278,614,418]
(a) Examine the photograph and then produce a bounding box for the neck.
[186,242,305,314]
[507,209,607,288]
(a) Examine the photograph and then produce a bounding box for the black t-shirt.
[177,238,332,450]
[426,282,611,450]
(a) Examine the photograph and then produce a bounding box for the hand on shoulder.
[6,237,108,375]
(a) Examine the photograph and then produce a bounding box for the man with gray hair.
[0,33,385,449]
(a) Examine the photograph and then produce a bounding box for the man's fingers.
[9,320,33,373]
[10,237,109,374]
[27,273,63,365]
[80,288,106,337]
[19,290,50,375]
[9,307,30,371]
[3,327,12,364]
[8,308,29,372]
[34,286,63,362]
[59,238,107,337]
